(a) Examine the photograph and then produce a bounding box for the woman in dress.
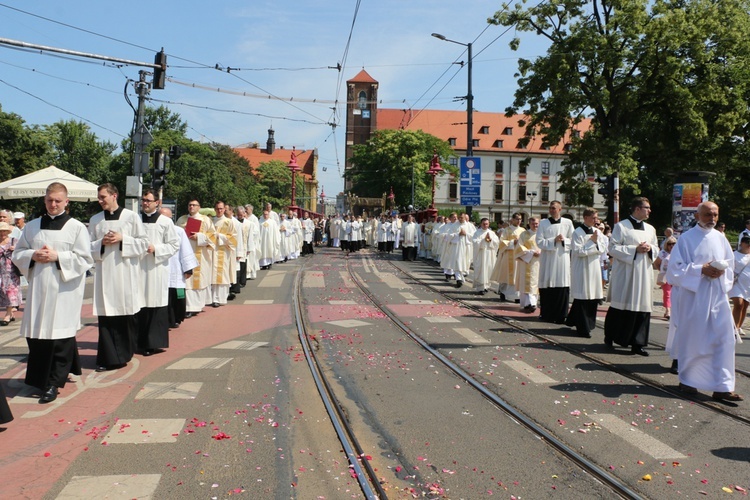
[0,222,20,325]
[729,236,750,336]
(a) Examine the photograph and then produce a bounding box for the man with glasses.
[566,208,605,338]
[177,199,215,316]
[138,189,179,356]
[89,183,149,372]
[537,201,574,323]
[604,197,659,356]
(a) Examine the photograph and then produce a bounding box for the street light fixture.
[528,191,537,222]
[432,32,473,214]
[427,152,443,219]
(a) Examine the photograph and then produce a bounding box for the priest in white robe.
[565,208,605,338]
[471,218,499,294]
[160,208,197,328]
[603,197,659,356]
[301,214,315,255]
[432,217,446,264]
[491,213,525,301]
[401,215,419,261]
[176,199,215,316]
[258,210,280,269]
[211,201,237,306]
[666,201,742,401]
[515,217,542,312]
[244,204,261,279]
[138,189,179,355]
[89,183,149,372]
[227,205,245,298]
[441,213,471,288]
[12,182,94,403]
[537,201,574,324]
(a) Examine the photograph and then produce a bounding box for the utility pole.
[127,71,152,213]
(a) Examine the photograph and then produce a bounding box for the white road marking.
[329,300,357,305]
[303,271,325,288]
[424,316,460,323]
[326,319,371,328]
[243,299,274,304]
[452,327,490,344]
[212,340,268,350]
[57,474,161,500]
[258,270,286,288]
[167,358,232,370]
[596,414,686,459]
[503,360,557,384]
[101,418,185,444]
[136,382,202,400]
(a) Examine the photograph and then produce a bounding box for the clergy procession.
[413,198,743,403]
[5,183,326,407]
[0,184,743,420]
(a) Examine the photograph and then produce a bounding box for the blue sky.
[0,0,549,196]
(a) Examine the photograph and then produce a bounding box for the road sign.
[460,157,481,186]
[460,195,481,206]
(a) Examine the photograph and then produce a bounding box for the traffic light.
[151,149,168,191]
[597,174,615,197]
[153,49,167,90]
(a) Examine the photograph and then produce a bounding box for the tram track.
[292,263,386,499]
[379,255,750,428]
[343,253,642,499]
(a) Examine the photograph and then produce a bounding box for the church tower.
[344,69,378,191]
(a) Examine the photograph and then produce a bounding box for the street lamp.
[427,152,443,219]
[287,148,301,215]
[432,32,473,215]
[528,191,537,221]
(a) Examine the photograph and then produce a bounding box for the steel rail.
[347,254,642,500]
[292,263,386,499]
[383,257,750,427]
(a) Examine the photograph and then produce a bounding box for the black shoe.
[631,347,649,356]
[227,294,236,301]
[669,360,678,375]
[455,280,463,288]
[212,302,220,308]
[40,386,58,404]
[514,299,520,304]
[478,290,487,295]
[444,274,450,281]
[169,323,179,329]
[579,332,592,339]
[604,338,613,348]
[185,312,194,319]
[499,293,507,302]
[95,363,126,372]
[142,348,164,357]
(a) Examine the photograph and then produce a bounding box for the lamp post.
[388,186,395,215]
[528,191,537,222]
[433,32,473,217]
[287,148,301,216]
[427,152,443,219]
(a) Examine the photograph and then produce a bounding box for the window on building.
[357,91,367,110]
[494,183,504,201]
[472,139,480,148]
[571,129,581,138]
[449,157,458,167]
[516,140,527,149]
[493,139,504,148]
[564,143,573,152]
[541,161,550,175]
[518,163,527,174]
[480,126,490,134]
[540,143,551,150]
[495,159,504,173]
[541,185,550,202]
[449,182,457,199]
[518,184,527,202]
[448,138,457,146]
[503,127,513,135]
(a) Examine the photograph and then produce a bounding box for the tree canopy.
[348,129,456,211]
[490,0,750,227]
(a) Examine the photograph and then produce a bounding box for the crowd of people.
[0,186,743,423]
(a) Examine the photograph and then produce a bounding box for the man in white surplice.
[12,182,94,403]
[441,213,471,288]
[603,197,659,356]
[666,201,742,402]
[401,215,419,261]
[565,208,605,338]
[138,188,179,356]
[537,201,574,324]
[471,218,499,294]
[258,210,280,270]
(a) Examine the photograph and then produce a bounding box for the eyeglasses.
[188,203,200,207]
[141,198,156,203]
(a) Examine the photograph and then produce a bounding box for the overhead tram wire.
[0,58,122,95]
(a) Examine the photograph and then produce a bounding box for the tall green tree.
[0,106,48,181]
[255,160,292,209]
[348,129,456,211]
[490,0,750,227]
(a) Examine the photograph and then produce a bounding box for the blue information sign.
[460,157,481,206]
